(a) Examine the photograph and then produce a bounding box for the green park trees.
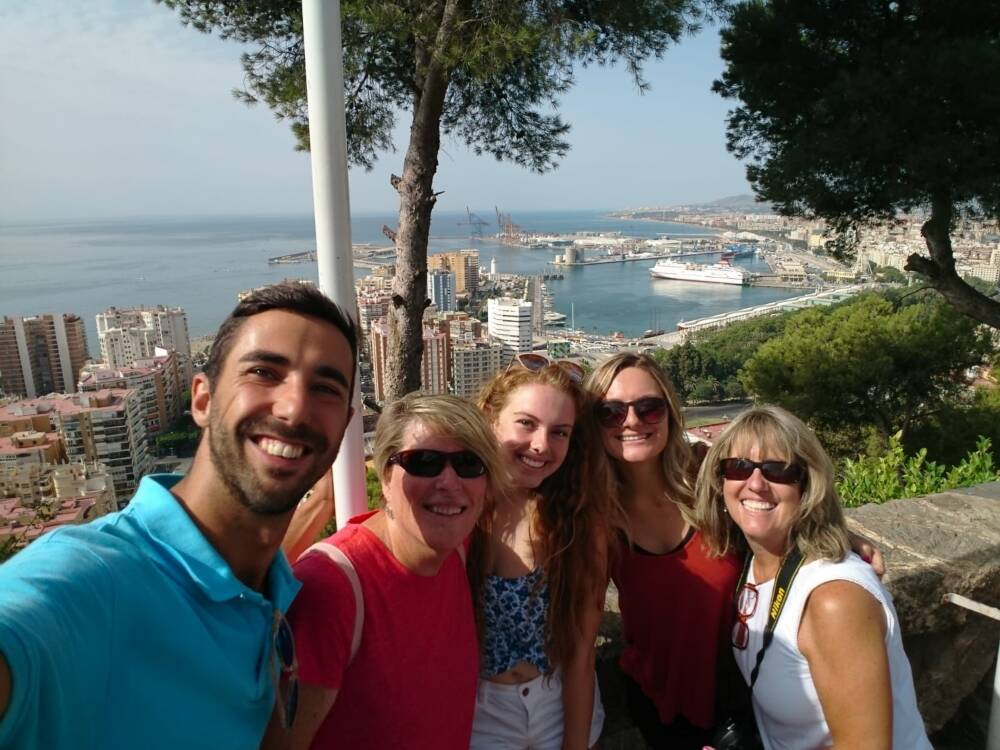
[160,0,702,401]
[740,294,993,453]
[714,1,1000,328]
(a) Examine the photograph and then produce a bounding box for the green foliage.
[0,536,20,563]
[838,433,1000,507]
[319,464,382,539]
[903,386,1000,467]
[161,0,702,168]
[155,429,200,456]
[366,465,382,509]
[652,310,793,402]
[741,294,992,437]
[714,0,1000,327]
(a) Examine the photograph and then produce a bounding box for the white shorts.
[469,669,605,749]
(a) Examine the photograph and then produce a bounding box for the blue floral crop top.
[481,567,550,676]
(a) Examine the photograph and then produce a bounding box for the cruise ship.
[649,258,750,286]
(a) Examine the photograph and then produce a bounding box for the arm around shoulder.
[799,580,892,750]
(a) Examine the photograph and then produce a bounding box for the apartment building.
[0,430,66,468]
[78,351,183,440]
[0,461,115,512]
[0,462,116,550]
[450,340,504,398]
[428,249,479,295]
[0,390,151,500]
[427,269,456,312]
[0,314,89,398]
[357,292,392,333]
[487,298,533,359]
[96,305,192,382]
[370,321,451,401]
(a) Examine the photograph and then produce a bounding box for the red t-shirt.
[289,514,479,749]
[612,528,741,729]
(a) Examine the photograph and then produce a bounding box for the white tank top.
[733,553,931,750]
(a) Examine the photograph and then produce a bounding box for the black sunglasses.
[595,397,668,428]
[719,458,805,485]
[271,610,299,729]
[388,449,487,479]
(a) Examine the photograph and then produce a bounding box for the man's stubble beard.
[207,412,342,516]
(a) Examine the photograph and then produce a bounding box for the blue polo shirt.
[0,474,301,749]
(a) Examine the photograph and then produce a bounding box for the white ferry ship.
[649,258,749,286]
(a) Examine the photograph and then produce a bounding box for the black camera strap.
[735,546,806,688]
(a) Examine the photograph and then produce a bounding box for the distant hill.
[704,194,773,212]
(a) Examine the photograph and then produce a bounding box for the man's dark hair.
[204,282,358,391]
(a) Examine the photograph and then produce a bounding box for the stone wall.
[597,481,1000,748]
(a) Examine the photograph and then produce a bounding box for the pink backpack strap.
[304,541,364,664]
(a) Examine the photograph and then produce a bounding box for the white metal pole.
[301,0,367,527]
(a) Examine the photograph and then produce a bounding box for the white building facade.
[487,298,533,359]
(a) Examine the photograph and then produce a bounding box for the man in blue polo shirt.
[0,282,358,749]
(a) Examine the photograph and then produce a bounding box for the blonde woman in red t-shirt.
[262,393,509,750]
[468,357,616,750]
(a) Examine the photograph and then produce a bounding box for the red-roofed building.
[0,390,151,498]
[78,351,182,440]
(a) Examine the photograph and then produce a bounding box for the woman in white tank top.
[693,405,931,750]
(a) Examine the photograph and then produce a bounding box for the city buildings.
[369,321,450,401]
[96,305,192,382]
[0,430,67,468]
[0,390,152,499]
[450,340,504,398]
[487,298,533,358]
[78,351,183,440]
[0,461,116,550]
[420,327,449,395]
[357,292,392,334]
[0,314,89,398]
[428,249,479,294]
[427,269,456,312]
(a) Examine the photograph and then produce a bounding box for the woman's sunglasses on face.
[718,458,805,485]
[595,397,668,428]
[388,449,487,479]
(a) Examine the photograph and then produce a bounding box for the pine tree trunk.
[905,193,1000,329]
[383,0,460,402]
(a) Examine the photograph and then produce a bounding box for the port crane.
[457,206,490,240]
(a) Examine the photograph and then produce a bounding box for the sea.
[0,210,803,356]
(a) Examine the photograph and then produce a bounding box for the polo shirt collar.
[128,475,300,610]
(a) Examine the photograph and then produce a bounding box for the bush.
[838,433,1000,507]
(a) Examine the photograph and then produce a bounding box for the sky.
[0,1,753,223]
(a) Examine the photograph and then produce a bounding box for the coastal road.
[683,401,751,423]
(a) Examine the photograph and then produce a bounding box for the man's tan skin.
[0,307,354,720]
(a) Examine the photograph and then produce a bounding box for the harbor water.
[0,210,803,353]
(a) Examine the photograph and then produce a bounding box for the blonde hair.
[694,404,850,561]
[585,352,697,524]
[475,364,614,670]
[373,393,511,517]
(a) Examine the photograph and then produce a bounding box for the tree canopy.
[740,294,993,443]
[161,0,702,400]
[714,0,1000,328]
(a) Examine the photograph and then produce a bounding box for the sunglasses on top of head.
[506,352,585,384]
[595,397,668,428]
[718,458,805,485]
[388,449,487,479]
